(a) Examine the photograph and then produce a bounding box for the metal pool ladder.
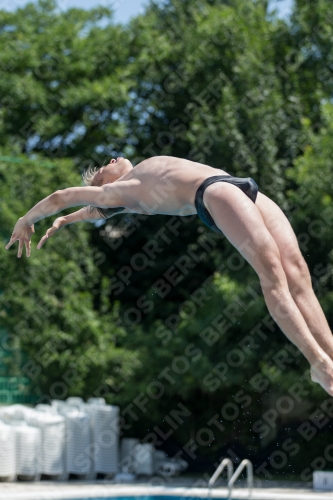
[207,458,233,498]
[208,458,253,499]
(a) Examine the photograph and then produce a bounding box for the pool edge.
[0,483,332,500]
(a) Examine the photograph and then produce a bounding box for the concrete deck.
[0,478,332,500]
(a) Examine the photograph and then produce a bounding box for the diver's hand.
[37,217,67,249]
[5,217,35,258]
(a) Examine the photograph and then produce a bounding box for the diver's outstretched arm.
[5,183,128,257]
[36,207,103,249]
[25,184,124,226]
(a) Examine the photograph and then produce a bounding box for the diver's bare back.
[114,156,230,216]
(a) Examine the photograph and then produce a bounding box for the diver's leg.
[203,182,333,396]
[255,191,333,362]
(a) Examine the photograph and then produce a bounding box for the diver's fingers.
[5,235,17,250]
[25,240,31,258]
[17,239,24,258]
[37,234,48,250]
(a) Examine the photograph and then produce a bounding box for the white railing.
[228,459,253,499]
[208,458,233,498]
[207,458,253,499]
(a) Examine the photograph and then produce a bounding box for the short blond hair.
[81,165,125,220]
[82,165,101,186]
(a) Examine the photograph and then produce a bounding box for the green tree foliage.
[0,153,140,399]
[128,0,309,196]
[0,0,132,161]
[90,0,310,326]
[290,0,333,122]
[1,0,333,477]
[115,101,333,470]
[286,102,333,322]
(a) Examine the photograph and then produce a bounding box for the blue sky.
[0,0,294,24]
[268,0,294,19]
[0,0,151,23]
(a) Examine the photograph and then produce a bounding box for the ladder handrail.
[208,457,233,489]
[227,459,253,499]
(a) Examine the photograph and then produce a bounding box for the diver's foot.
[311,357,333,396]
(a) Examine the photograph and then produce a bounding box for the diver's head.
[83,157,133,186]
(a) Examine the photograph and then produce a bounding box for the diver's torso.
[113,156,231,216]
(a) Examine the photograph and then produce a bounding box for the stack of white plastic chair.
[0,421,16,481]
[0,405,41,480]
[65,397,85,410]
[56,404,91,477]
[133,443,154,476]
[119,438,140,473]
[0,404,34,423]
[51,399,69,415]
[14,423,41,479]
[25,410,65,477]
[85,398,119,477]
[35,404,55,414]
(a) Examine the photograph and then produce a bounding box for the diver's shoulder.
[134,156,230,175]
[133,155,173,169]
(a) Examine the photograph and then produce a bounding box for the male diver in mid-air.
[5,156,333,396]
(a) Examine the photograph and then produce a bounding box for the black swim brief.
[194,175,259,233]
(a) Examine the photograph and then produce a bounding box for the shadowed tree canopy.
[1,0,333,478]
